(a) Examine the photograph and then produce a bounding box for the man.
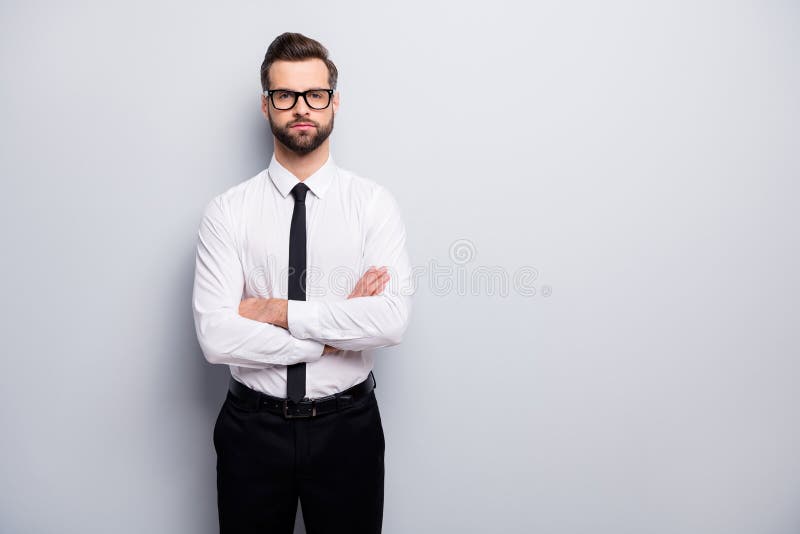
[191,32,412,534]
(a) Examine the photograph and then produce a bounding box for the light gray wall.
[2,1,798,533]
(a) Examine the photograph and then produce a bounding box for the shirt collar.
[267,152,337,200]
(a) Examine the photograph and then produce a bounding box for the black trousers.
[213,380,385,534]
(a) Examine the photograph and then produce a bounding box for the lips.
[291,123,315,128]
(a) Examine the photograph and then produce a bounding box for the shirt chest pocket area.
[306,214,364,299]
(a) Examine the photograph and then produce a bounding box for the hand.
[348,266,390,299]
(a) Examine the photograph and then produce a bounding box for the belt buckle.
[283,399,316,419]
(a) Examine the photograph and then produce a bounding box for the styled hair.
[260,32,338,92]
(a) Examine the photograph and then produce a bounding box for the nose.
[293,95,311,115]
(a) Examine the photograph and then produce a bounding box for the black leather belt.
[228,371,376,419]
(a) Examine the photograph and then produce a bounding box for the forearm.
[285,293,412,351]
[193,299,325,368]
[229,297,342,357]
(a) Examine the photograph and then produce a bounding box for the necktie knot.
[291,183,310,203]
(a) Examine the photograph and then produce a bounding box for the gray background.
[2,1,798,533]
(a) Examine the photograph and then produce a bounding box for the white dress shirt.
[192,152,412,398]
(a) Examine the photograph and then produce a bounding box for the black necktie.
[287,182,310,402]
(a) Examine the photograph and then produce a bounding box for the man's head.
[260,33,340,157]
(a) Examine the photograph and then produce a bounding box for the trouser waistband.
[228,371,376,419]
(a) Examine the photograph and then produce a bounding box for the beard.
[269,112,335,156]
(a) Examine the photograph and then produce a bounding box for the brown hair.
[260,32,338,92]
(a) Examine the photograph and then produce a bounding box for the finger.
[355,268,376,290]
[362,271,382,295]
[368,270,389,295]
[348,282,362,298]
[366,271,390,296]
[350,269,377,298]
[374,272,391,294]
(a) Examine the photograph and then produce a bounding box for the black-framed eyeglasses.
[265,88,334,110]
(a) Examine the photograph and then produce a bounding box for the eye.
[308,91,324,100]
[275,91,292,100]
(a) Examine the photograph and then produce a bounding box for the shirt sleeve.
[192,196,325,367]
[287,184,413,351]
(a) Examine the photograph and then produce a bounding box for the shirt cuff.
[287,300,321,340]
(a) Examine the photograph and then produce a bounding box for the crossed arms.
[238,266,391,356]
[191,185,412,368]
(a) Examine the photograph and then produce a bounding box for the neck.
[273,139,330,181]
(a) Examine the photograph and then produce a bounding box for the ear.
[332,90,340,115]
[260,94,270,120]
